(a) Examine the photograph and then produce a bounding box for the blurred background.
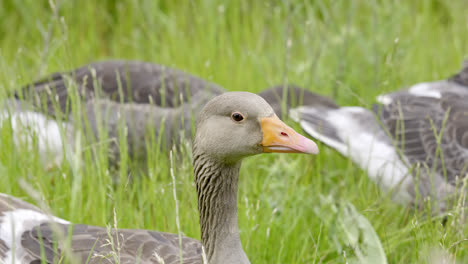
[2,1,467,101]
[0,0,467,263]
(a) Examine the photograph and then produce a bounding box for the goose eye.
[231,112,244,122]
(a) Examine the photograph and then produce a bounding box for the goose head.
[193,92,318,264]
[194,91,318,163]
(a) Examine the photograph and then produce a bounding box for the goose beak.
[260,115,319,154]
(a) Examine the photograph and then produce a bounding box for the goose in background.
[0,92,319,263]
[290,63,468,211]
[4,60,225,165]
[2,60,319,166]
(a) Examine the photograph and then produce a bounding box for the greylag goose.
[0,92,319,263]
[290,63,468,211]
[8,60,225,164]
[5,60,318,166]
[15,60,226,117]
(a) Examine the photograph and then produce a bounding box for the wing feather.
[20,222,203,264]
[376,91,468,185]
[16,60,225,119]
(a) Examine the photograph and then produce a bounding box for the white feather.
[288,107,301,123]
[299,120,348,155]
[408,82,442,98]
[0,105,68,166]
[0,209,69,263]
[295,106,414,202]
[376,94,393,105]
[376,81,445,105]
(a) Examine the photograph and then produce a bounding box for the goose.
[5,60,225,165]
[0,92,319,263]
[290,63,468,211]
[4,60,316,166]
[15,60,226,117]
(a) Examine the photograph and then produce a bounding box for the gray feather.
[21,223,203,264]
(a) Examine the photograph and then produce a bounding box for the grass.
[1,0,468,263]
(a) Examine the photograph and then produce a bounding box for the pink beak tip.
[298,134,319,154]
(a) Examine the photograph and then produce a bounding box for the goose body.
[291,64,468,210]
[3,60,225,165]
[15,60,226,118]
[0,92,318,263]
[3,60,313,166]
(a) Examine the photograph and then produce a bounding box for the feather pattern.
[1,92,308,263]
[0,193,202,264]
[291,63,468,209]
[8,60,315,166]
[15,60,225,118]
[8,61,226,165]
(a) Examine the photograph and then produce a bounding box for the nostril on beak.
[280,132,288,137]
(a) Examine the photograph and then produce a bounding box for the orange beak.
[260,115,319,154]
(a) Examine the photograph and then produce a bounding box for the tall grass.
[0,0,467,263]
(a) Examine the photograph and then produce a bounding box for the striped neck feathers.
[193,145,250,264]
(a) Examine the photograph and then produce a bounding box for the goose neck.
[193,151,249,264]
